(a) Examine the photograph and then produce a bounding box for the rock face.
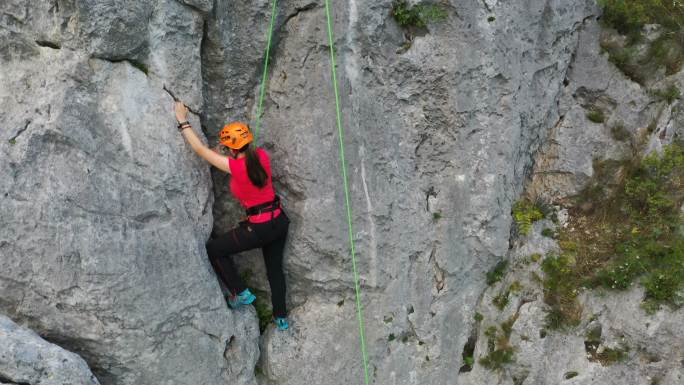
[0,1,258,385]
[3,0,681,385]
[460,11,684,385]
[236,1,594,384]
[528,17,684,201]
[0,314,100,385]
[459,220,684,385]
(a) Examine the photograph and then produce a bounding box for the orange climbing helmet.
[220,122,253,149]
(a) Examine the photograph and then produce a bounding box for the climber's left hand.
[175,101,188,123]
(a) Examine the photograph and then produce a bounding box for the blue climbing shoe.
[227,288,256,308]
[274,317,289,331]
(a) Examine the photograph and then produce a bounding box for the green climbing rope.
[323,1,371,384]
[251,1,370,381]
[253,0,278,144]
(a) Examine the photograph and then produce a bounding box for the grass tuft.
[391,0,448,29]
[486,260,509,285]
[512,199,545,236]
[611,122,631,141]
[586,108,606,123]
[546,144,684,327]
[652,84,681,105]
[492,290,510,310]
[478,318,517,371]
[598,1,684,82]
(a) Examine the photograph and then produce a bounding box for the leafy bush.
[555,144,684,318]
[479,348,514,370]
[653,84,681,105]
[492,290,510,310]
[541,254,582,329]
[512,199,545,236]
[478,319,517,371]
[598,0,684,34]
[598,1,684,82]
[486,260,508,285]
[586,108,606,123]
[611,122,631,141]
[391,0,447,29]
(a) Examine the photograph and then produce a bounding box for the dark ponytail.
[243,145,268,188]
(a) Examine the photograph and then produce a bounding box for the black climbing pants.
[206,211,289,318]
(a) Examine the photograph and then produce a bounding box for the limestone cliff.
[1,1,681,385]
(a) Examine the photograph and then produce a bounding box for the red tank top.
[228,148,282,223]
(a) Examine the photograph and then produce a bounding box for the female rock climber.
[174,101,289,331]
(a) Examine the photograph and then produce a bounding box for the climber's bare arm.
[175,101,231,174]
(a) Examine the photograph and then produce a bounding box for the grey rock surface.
[462,11,683,385]
[0,1,259,385]
[0,314,100,385]
[225,1,595,384]
[3,0,681,384]
[460,221,684,385]
[529,15,683,201]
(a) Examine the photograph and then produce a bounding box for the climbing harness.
[254,1,371,382]
[245,195,282,226]
[324,1,371,384]
[245,195,281,217]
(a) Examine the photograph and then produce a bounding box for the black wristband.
[177,121,190,129]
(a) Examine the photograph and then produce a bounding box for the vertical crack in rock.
[282,2,318,27]
[8,120,30,142]
[429,246,446,293]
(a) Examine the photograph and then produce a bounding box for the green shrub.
[479,347,514,370]
[509,281,523,293]
[611,122,631,141]
[512,199,545,235]
[391,0,447,29]
[598,345,630,365]
[559,144,684,315]
[586,108,606,123]
[252,289,273,332]
[586,325,602,343]
[541,254,582,329]
[599,1,684,81]
[486,260,508,285]
[601,43,645,84]
[541,228,555,238]
[479,324,515,371]
[653,85,681,105]
[646,36,684,76]
[492,290,510,310]
[598,0,684,34]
